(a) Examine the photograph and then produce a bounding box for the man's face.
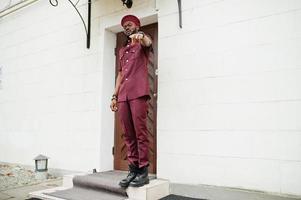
[123,21,138,36]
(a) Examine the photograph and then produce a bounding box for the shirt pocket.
[129,44,141,59]
[128,50,138,60]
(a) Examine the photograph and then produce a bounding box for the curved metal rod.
[50,0,81,7]
[67,0,88,35]
[49,0,91,48]
[49,0,88,35]
[49,0,58,7]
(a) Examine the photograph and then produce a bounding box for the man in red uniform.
[110,15,152,188]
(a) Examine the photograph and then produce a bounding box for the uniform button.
[126,60,129,62]
[127,45,130,47]
[126,51,129,53]
[125,78,128,81]
[125,69,128,71]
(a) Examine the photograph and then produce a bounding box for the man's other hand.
[110,99,118,112]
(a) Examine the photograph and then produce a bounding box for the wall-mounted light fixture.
[119,0,182,28]
[34,154,49,172]
[121,0,133,8]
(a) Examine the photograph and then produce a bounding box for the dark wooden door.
[114,23,158,174]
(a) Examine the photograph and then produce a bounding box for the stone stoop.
[29,172,170,200]
[126,179,170,200]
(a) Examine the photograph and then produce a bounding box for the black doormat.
[160,194,207,200]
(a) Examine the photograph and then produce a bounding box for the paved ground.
[2,179,300,200]
[0,163,58,191]
[0,163,300,200]
[0,163,62,200]
[0,178,63,200]
[171,183,301,200]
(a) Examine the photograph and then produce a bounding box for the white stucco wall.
[156,0,301,196]
[0,0,301,197]
[0,0,157,173]
[0,0,103,172]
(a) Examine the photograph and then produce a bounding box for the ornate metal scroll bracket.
[177,0,182,28]
[49,0,91,49]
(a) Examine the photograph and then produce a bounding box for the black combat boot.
[119,164,138,188]
[129,165,149,187]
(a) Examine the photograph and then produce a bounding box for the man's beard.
[125,28,138,37]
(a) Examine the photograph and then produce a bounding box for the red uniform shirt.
[117,41,151,102]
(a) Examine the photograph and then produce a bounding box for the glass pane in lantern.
[37,160,46,170]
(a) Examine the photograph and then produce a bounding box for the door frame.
[113,23,158,174]
[98,13,158,172]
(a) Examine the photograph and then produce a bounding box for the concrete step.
[126,179,170,200]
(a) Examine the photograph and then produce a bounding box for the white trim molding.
[0,0,39,18]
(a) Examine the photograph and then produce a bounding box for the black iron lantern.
[34,154,49,172]
[121,0,133,8]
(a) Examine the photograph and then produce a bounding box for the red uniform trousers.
[118,96,149,168]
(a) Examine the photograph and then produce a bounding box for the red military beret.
[121,15,141,27]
